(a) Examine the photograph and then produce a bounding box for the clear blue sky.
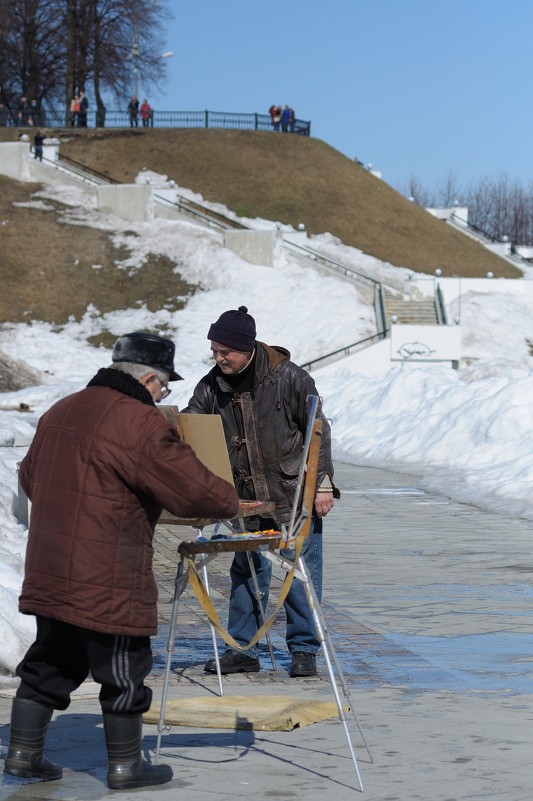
[144,0,531,194]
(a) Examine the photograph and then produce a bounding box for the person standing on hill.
[140,98,152,127]
[128,95,139,127]
[3,332,239,790]
[69,95,79,127]
[78,91,88,127]
[269,104,282,130]
[280,105,292,132]
[17,96,29,126]
[33,129,45,161]
[288,106,296,132]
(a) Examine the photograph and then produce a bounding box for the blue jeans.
[226,515,323,657]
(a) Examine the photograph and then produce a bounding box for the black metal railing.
[7,108,311,136]
[57,152,120,184]
[282,238,386,291]
[450,212,505,244]
[299,332,389,373]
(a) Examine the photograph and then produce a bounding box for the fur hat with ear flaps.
[112,332,183,380]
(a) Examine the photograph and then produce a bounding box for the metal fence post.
[205,109,209,128]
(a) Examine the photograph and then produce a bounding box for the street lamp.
[132,36,140,99]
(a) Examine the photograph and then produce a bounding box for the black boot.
[4,697,63,780]
[103,713,173,790]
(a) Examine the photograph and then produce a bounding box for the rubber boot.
[103,713,173,790]
[3,697,63,780]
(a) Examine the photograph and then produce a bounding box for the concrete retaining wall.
[224,229,277,266]
[0,142,31,181]
[97,184,154,221]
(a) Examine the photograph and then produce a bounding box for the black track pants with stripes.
[15,615,153,714]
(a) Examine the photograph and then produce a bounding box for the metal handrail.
[450,212,504,244]
[283,238,410,297]
[374,284,388,335]
[299,331,389,373]
[17,108,311,135]
[57,152,119,184]
[282,239,383,290]
[435,284,448,325]
[152,191,246,231]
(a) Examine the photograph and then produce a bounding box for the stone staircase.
[384,292,439,325]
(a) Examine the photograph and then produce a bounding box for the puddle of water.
[341,486,425,496]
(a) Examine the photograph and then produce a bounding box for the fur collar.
[87,367,155,406]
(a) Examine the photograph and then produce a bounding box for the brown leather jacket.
[18,368,239,636]
[184,342,337,527]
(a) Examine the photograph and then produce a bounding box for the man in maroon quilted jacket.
[4,332,239,790]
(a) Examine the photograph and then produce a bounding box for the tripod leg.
[201,560,224,696]
[245,550,277,670]
[297,555,369,791]
[155,557,186,763]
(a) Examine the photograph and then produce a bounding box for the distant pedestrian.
[17,97,29,126]
[288,106,295,132]
[140,99,152,127]
[128,96,139,127]
[29,99,41,127]
[269,104,282,131]
[69,95,79,127]
[280,105,291,133]
[33,129,45,161]
[78,92,88,127]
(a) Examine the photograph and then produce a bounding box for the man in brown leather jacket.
[4,332,239,791]
[184,307,339,679]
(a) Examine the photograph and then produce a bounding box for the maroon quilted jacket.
[18,368,239,636]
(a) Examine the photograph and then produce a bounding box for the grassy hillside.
[0,126,522,330]
[53,127,519,278]
[0,173,194,327]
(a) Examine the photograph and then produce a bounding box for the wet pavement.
[1,460,532,800]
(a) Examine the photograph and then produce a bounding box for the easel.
[155,398,371,791]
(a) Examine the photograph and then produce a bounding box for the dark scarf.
[221,349,257,395]
[87,367,155,406]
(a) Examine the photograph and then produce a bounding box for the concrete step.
[385,297,438,325]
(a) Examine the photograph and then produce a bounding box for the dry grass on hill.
[0,174,194,329]
[0,126,522,333]
[56,127,520,278]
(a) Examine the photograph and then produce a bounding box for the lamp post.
[132,29,139,99]
[132,0,171,99]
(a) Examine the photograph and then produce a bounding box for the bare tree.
[400,174,435,207]
[434,170,462,209]
[1,0,170,126]
[0,0,64,121]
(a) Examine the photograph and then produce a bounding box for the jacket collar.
[87,367,155,406]
[214,342,290,393]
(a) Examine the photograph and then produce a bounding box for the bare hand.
[314,491,334,518]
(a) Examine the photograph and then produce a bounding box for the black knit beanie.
[207,306,256,352]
